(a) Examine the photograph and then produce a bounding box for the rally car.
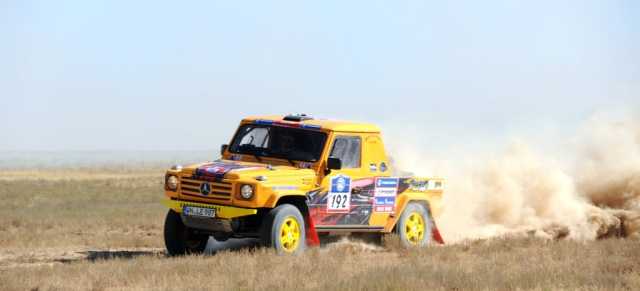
[162,114,444,254]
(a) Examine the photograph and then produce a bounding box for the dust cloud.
[389,109,640,243]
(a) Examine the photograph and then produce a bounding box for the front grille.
[180,177,233,203]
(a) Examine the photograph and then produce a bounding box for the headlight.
[240,184,254,199]
[167,175,178,190]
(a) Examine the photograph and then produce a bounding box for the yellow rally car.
[163,114,444,255]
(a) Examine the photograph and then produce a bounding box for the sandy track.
[0,247,166,269]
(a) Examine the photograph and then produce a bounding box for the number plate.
[327,192,350,213]
[183,206,216,218]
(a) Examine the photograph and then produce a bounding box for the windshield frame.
[228,124,327,163]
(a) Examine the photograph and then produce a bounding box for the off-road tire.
[394,202,432,247]
[164,209,208,256]
[260,204,306,253]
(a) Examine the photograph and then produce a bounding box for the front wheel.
[260,204,306,253]
[394,203,432,247]
[164,210,209,256]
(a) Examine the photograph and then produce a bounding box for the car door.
[311,134,379,228]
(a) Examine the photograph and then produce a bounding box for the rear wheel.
[260,204,306,253]
[394,203,432,247]
[164,210,208,256]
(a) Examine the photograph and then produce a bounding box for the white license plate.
[183,206,216,218]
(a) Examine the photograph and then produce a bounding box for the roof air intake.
[283,114,314,122]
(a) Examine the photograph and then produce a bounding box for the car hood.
[181,160,316,181]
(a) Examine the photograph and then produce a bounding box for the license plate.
[183,206,216,218]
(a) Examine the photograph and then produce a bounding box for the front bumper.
[162,199,258,219]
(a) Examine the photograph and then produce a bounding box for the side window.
[329,136,361,168]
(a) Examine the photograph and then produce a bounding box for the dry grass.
[1,168,639,290]
[1,237,639,290]
[0,169,166,250]
[0,168,161,182]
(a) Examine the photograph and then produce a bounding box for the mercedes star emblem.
[199,182,211,195]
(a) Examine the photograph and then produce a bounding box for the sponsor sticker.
[379,161,387,173]
[429,180,444,190]
[369,163,377,172]
[229,154,242,160]
[375,197,396,205]
[365,135,381,143]
[253,119,322,130]
[205,167,224,173]
[374,177,397,212]
[409,179,429,192]
[375,177,398,197]
[195,161,260,179]
[374,197,396,212]
[327,174,351,213]
[299,162,312,169]
[376,178,398,188]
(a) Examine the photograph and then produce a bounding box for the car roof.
[242,115,381,133]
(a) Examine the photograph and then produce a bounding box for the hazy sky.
[1,1,638,151]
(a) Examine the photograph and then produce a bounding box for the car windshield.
[228,124,327,162]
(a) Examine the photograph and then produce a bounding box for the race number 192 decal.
[329,193,348,210]
[327,174,351,213]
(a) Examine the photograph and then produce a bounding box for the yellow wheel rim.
[404,212,425,245]
[280,217,301,252]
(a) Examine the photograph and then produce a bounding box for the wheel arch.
[414,199,433,217]
[274,195,310,216]
[384,198,433,233]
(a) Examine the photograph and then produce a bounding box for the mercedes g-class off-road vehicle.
[162,114,444,255]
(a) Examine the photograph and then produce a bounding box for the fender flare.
[384,198,444,244]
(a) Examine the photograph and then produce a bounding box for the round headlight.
[240,185,254,199]
[167,175,178,190]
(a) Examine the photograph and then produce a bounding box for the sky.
[1,0,639,152]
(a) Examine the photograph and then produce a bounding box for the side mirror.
[327,157,342,170]
[220,144,228,156]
